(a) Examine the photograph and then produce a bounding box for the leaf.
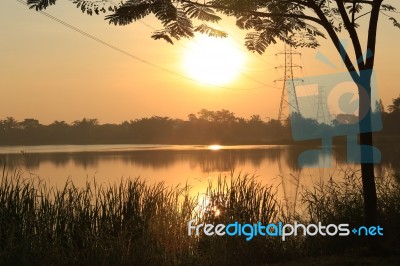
[245,31,276,55]
[381,4,397,12]
[290,33,320,49]
[194,24,227,38]
[27,0,57,11]
[151,31,174,44]
[346,3,363,14]
[236,15,265,30]
[303,24,325,38]
[389,17,400,28]
[149,8,194,42]
[151,1,178,26]
[71,0,119,15]
[182,2,221,23]
[165,9,194,40]
[106,2,152,25]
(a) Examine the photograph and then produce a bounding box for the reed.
[0,168,199,265]
[0,166,399,265]
[299,168,400,256]
[196,173,288,265]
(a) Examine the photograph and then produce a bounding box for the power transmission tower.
[315,86,328,124]
[274,43,303,216]
[275,43,302,123]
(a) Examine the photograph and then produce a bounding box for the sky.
[1,0,400,125]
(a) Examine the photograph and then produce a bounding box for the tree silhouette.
[27,0,399,230]
[388,94,400,114]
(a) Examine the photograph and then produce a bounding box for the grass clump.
[197,174,287,265]
[0,168,198,265]
[298,168,400,257]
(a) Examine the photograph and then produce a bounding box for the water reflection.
[1,144,398,213]
[0,144,398,174]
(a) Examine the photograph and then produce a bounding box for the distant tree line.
[1,96,399,146]
[0,109,291,145]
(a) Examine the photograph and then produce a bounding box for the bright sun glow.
[208,145,222,151]
[183,35,246,86]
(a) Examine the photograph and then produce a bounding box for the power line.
[216,19,281,64]
[16,0,278,91]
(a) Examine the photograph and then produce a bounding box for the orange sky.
[1,1,400,124]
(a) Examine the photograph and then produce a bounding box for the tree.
[1,117,19,131]
[249,114,263,124]
[19,118,41,130]
[388,94,400,114]
[28,0,399,229]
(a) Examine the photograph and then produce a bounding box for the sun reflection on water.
[208,145,222,151]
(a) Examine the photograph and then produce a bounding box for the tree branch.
[180,0,324,26]
[307,0,359,81]
[344,0,373,5]
[355,11,372,21]
[335,0,365,69]
[364,0,384,70]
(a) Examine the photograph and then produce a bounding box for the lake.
[1,144,398,211]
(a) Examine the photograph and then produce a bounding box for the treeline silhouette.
[1,96,399,146]
[0,109,291,145]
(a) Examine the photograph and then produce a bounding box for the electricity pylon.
[275,43,302,123]
[275,42,303,215]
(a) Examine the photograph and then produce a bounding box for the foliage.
[26,1,399,59]
[1,100,400,145]
[0,109,290,145]
[387,94,400,114]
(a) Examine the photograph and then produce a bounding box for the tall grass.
[0,168,198,265]
[299,168,400,256]
[0,167,399,265]
[197,174,288,265]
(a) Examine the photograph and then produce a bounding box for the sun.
[183,35,246,86]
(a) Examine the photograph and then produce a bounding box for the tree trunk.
[360,133,377,226]
[358,70,378,232]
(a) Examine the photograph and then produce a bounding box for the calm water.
[1,144,399,210]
